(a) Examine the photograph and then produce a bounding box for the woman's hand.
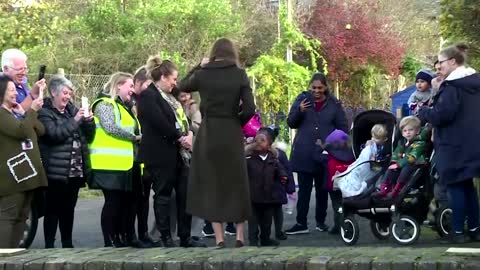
[12,104,25,115]
[31,97,44,111]
[179,131,193,150]
[74,108,86,122]
[299,98,311,112]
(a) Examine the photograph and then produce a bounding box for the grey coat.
[178,60,255,222]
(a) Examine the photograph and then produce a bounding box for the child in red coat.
[321,130,355,234]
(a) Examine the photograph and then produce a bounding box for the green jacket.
[0,108,48,196]
[391,128,428,168]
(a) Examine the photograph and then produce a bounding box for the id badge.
[21,139,34,150]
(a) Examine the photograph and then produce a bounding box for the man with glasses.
[1,48,46,110]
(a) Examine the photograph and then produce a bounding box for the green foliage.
[0,1,59,50]
[248,55,311,114]
[3,0,260,75]
[248,0,324,116]
[401,54,425,82]
[439,0,480,69]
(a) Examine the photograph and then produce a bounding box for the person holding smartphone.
[37,76,96,248]
[1,49,46,110]
[0,74,47,248]
[285,72,348,235]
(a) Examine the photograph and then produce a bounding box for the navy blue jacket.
[419,73,480,185]
[278,149,296,195]
[287,91,348,173]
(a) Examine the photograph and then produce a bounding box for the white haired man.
[1,48,46,110]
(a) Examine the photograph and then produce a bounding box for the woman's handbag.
[242,113,262,138]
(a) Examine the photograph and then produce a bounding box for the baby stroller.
[334,110,447,245]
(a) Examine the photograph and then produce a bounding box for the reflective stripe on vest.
[89,97,138,171]
[175,106,189,134]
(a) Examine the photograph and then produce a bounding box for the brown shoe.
[235,240,244,248]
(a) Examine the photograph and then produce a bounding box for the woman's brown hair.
[209,38,239,65]
[145,55,177,82]
[440,43,469,66]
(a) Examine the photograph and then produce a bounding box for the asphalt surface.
[28,191,471,249]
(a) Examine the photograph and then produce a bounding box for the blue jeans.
[447,179,480,233]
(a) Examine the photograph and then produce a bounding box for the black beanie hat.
[415,69,433,85]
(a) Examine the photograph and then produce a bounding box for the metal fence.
[31,73,110,104]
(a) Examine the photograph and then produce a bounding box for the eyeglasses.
[7,66,28,72]
[437,58,452,65]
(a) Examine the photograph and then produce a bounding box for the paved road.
[29,191,468,249]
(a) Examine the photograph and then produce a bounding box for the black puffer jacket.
[38,98,96,186]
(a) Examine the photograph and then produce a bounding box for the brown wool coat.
[0,108,48,197]
[178,60,256,222]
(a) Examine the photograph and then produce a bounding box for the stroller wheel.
[341,216,359,246]
[370,220,390,240]
[435,206,452,237]
[391,215,420,245]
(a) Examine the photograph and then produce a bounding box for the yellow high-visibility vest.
[89,97,139,171]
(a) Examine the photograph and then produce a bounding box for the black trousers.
[272,204,283,236]
[101,189,132,246]
[43,180,81,248]
[248,203,277,243]
[296,168,329,226]
[145,159,191,240]
[133,168,152,240]
[125,163,149,240]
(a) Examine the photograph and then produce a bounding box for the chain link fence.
[30,73,110,104]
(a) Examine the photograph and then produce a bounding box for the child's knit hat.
[325,129,349,144]
[416,69,434,85]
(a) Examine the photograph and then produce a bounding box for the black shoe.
[328,227,340,235]
[161,237,176,248]
[468,227,480,242]
[235,240,244,248]
[180,237,207,248]
[315,223,329,232]
[113,235,127,248]
[226,223,237,236]
[285,223,309,235]
[275,231,288,240]
[62,240,74,248]
[134,239,155,248]
[202,223,215,237]
[440,232,467,244]
[260,239,280,246]
[139,234,162,247]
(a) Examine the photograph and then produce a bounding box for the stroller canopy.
[351,110,397,159]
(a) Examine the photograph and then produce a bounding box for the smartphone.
[38,65,46,81]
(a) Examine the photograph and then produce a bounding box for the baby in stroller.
[333,124,389,198]
[373,116,428,200]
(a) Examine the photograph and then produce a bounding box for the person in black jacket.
[38,75,95,248]
[418,43,480,243]
[137,56,204,248]
[246,128,288,247]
